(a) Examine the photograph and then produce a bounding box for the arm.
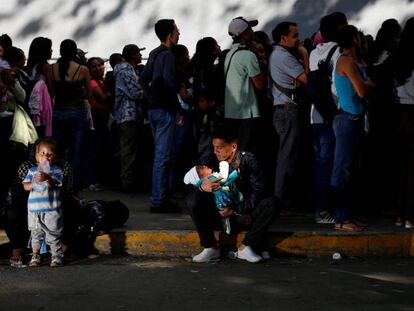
[250,73,265,91]
[340,57,373,98]
[23,181,33,191]
[294,46,308,85]
[82,66,93,99]
[91,81,110,103]
[10,80,26,104]
[121,67,141,100]
[234,155,267,214]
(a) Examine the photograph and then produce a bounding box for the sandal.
[334,221,364,232]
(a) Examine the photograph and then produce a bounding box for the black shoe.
[150,200,181,213]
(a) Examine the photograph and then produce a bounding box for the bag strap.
[269,74,297,100]
[325,45,339,68]
[224,46,248,83]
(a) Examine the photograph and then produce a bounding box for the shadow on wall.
[262,0,377,39]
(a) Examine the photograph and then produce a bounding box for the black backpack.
[306,45,339,122]
[78,200,129,237]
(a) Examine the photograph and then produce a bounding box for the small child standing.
[23,137,64,267]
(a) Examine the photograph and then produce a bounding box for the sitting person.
[185,124,279,263]
[184,162,243,234]
[23,137,64,267]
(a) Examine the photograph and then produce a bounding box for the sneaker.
[315,211,335,224]
[192,248,220,263]
[261,251,270,260]
[29,254,41,267]
[50,256,63,268]
[88,184,103,192]
[9,259,26,268]
[405,220,414,229]
[150,200,181,214]
[237,246,263,263]
[395,217,403,227]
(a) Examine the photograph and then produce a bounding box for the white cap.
[228,16,258,38]
[183,166,200,185]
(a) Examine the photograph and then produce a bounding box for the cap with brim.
[122,44,146,58]
[228,16,258,38]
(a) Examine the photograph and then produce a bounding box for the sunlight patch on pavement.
[129,260,182,269]
[330,269,414,285]
[221,276,254,285]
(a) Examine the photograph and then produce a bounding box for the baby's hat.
[183,166,200,185]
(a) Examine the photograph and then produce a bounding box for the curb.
[94,230,414,257]
[2,230,413,258]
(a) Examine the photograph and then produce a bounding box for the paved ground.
[1,256,414,311]
[80,189,400,233]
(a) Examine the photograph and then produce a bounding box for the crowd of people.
[0,11,413,265]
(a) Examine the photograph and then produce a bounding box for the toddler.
[23,137,64,267]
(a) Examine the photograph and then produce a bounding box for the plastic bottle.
[33,159,50,191]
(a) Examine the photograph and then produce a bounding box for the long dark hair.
[392,17,414,85]
[57,39,77,81]
[190,37,219,71]
[26,37,52,76]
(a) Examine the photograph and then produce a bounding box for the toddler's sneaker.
[29,254,41,267]
[192,247,220,263]
[395,217,403,227]
[50,256,63,268]
[237,246,263,263]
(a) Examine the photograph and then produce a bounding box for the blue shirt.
[334,72,364,116]
[23,164,63,213]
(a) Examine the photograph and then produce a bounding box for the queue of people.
[0,12,413,266]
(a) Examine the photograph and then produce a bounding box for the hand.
[219,207,234,217]
[35,172,49,182]
[200,176,222,193]
[177,115,185,127]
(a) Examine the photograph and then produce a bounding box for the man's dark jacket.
[197,150,268,215]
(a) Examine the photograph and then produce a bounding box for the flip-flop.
[334,221,364,232]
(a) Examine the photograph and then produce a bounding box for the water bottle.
[33,159,50,191]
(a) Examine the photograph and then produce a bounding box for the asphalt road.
[1,256,414,311]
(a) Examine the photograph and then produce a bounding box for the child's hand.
[35,172,52,185]
[219,207,234,217]
[200,176,222,192]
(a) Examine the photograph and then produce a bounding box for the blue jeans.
[312,124,335,214]
[169,112,193,193]
[53,110,87,191]
[148,109,176,207]
[330,113,363,223]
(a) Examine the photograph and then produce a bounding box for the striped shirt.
[23,164,63,213]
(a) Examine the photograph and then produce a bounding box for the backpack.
[77,200,129,237]
[306,45,339,122]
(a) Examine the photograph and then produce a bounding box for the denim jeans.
[273,107,300,202]
[330,112,363,223]
[312,124,335,214]
[148,109,176,207]
[53,110,87,191]
[169,111,193,193]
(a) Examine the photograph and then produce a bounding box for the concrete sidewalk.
[1,189,413,258]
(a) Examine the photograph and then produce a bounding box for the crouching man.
[184,124,279,263]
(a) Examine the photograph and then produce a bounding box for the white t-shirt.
[309,42,341,124]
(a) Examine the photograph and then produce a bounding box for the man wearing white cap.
[224,16,265,156]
